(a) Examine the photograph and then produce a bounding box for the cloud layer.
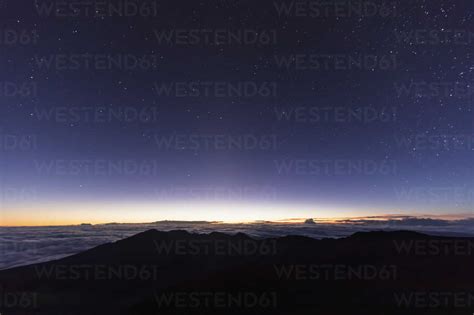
[2,217,474,270]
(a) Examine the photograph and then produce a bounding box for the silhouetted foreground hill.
[1,229,474,315]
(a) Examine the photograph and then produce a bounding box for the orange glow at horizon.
[1,201,467,227]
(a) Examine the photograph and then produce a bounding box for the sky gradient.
[1,0,473,226]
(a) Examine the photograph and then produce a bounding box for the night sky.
[0,0,473,225]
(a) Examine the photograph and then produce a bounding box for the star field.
[0,0,473,224]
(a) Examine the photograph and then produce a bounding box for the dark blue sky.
[0,0,473,225]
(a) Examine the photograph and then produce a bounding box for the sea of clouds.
[2,217,474,270]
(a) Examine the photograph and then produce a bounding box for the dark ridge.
[347,230,431,240]
[1,229,473,315]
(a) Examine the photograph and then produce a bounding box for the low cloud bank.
[2,217,474,269]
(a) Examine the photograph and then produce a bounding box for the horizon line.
[2,213,473,227]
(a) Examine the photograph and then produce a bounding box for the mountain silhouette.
[1,229,473,315]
